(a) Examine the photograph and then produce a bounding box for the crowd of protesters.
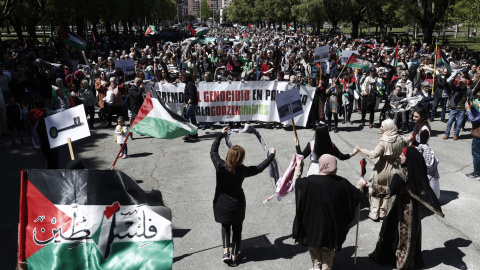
[0,25,479,163]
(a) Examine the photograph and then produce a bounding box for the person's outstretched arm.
[210,126,228,170]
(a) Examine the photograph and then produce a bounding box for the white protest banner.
[341,50,358,65]
[275,88,304,122]
[114,59,135,74]
[314,45,331,63]
[156,81,315,126]
[45,104,91,149]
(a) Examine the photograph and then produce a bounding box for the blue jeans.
[473,138,480,174]
[120,143,128,155]
[185,104,198,127]
[445,109,465,137]
[431,96,447,120]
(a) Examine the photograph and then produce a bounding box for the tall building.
[187,0,221,16]
[177,0,188,20]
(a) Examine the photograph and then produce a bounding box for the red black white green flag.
[59,27,86,51]
[130,88,197,139]
[390,42,399,67]
[345,54,373,72]
[18,170,173,269]
[435,47,452,73]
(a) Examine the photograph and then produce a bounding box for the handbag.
[105,90,114,105]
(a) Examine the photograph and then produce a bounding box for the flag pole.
[432,43,438,94]
[67,138,75,160]
[354,204,360,265]
[110,132,131,170]
[333,65,347,86]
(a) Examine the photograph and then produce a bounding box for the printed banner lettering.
[155,81,315,127]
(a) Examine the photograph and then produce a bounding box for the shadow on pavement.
[238,234,307,263]
[422,237,471,270]
[127,152,153,158]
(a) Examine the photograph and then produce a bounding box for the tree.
[323,0,347,31]
[197,0,211,22]
[400,0,450,44]
[453,0,480,40]
[344,0,367,38]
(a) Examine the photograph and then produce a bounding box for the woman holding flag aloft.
[211,126,276,267]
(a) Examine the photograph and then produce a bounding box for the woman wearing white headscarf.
[355,119,408,221]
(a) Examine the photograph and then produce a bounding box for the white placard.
[114,59,135,74]
[314,45,331,63]
[45,105,91,149]
[341,50,358,65]
[275,87,304,122]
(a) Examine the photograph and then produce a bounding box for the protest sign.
[314,45,331,63]
[45,105,90,149]
[157,81,315,126]
[341,50,358,65]
[114,59,135,74]
[275,87,304,122]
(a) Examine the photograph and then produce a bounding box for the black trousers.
[221,223,243,255]
[327,112,338,128]
[84,105,95,127]
[107,105,123,126]
[361,103,375,124]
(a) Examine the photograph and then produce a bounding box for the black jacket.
[211,133,274,224]
[129,85,144,114]
[184,81,198,104]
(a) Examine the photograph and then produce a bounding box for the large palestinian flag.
[18,170,173,270]
[59,27,86,51]
[130,88,197,139]
[345,54,373,72]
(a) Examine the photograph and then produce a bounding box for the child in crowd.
[6,96,24,145]
[115,116,129,159]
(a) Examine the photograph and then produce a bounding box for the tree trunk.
[422,23,434,44]
[75,15,85,38]
[26,20,38,40]
[351,19,360,38]
[8,14,24,42]
[105,21,112,36]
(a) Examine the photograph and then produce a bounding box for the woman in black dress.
[211,126,276,267]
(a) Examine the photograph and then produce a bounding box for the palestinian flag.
[345,54,373,72]
[435,47,452,73]
[390,42,399,67]
[286,22,293,31]
[144,25,156,36]
[59,27,86,51]
[130,88,197,139]
[194,26,210,37]
[18,170,173,269]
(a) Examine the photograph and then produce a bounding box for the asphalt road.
[1,105,479,270]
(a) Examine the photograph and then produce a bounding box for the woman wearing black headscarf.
[295,126,357,176]
[357,147,444,269]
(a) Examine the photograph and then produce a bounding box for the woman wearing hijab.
[357,147,444,269]
[293,154,362,270]
[295,126,358,176]
[211,126,276,267]
[355,119,408,221]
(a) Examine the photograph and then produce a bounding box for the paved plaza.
[1,107,479,270]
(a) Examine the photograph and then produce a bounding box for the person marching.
[211,126,276,267]
[115,116,129,159]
